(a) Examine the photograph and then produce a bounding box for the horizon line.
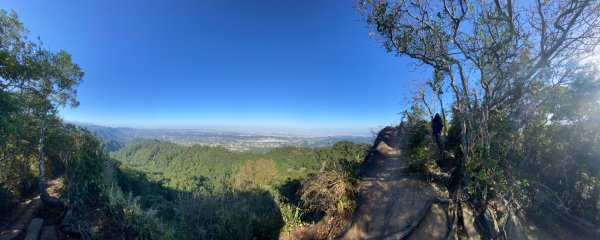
[66,120,386,137]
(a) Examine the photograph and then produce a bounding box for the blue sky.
[2,0,429,134]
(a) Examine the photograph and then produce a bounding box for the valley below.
[79,123,374,152]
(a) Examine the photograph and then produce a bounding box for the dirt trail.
[0,178,64,240]
[339,127,449,240]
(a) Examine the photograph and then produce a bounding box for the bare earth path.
[0,178,64,240]
[339,127,449,240]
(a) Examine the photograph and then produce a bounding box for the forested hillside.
[106,140,371,239]
[112,139,370,192]
[0,9,373,239]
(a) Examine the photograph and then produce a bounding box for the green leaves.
[113,139,370,193]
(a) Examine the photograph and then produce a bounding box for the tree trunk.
[437,93,447,136]
[481,101,491,163]
[37,115,66,208]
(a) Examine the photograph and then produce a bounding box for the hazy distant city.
[78,123,375,152]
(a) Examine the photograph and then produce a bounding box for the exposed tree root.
[39,191,66,209]
[383,164,467,240]
[446,202,458,240]
[383,197,451,240]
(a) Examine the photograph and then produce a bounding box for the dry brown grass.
[299,164,357,215]
[295,163,359,239]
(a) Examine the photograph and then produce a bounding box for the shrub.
[465,158,508,201]
[175,189,284,240]
[104,185,175,239]
[277,198,303,234]
[401,119,436,173]
[327,141,371,176]
[446,108,463,152]
[569,172,600,224]
[299,162,358,218]
[66,129,106,212]
[234,158,279,189]
[0,154,36,204]
[0,183,17,213]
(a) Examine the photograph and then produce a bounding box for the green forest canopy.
[112,139,371,192]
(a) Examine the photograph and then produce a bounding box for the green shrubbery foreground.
[397,68,600,226]
[53,137,370,239]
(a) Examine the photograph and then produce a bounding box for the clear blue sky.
[2,0,429,134]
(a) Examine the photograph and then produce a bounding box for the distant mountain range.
[72,122,375,152]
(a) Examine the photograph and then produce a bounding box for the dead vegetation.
[295,162,359,239]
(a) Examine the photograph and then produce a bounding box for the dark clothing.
[432,114,443,135]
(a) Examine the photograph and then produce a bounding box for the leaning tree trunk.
[37,115,66,208]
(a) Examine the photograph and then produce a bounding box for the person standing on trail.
[432,113,443,149]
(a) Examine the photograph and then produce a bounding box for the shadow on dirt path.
[0,177,64,240]
[338,127,449,240]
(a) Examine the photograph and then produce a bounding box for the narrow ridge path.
[339,127,449,240]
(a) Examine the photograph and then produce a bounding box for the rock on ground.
[24,218,43,240]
